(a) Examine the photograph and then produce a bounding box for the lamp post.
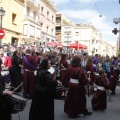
[0,7,6,47]
[0,7,6,28]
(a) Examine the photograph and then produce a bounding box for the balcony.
[56,29,61,33]
[24,15,39,23]
[26,0,34,6]
[33,0,40,11]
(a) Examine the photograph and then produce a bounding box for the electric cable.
[92,0,102,17]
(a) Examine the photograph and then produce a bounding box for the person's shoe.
[84,112,93,116]
[99,108,105,110]
[68,114,78,118]
[111,92,116,95]
[93,108,98,111]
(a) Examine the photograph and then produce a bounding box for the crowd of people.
[0,41,120,120]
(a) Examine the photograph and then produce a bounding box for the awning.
[69,43,87,49]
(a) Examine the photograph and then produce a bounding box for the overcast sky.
[51,0,120,46]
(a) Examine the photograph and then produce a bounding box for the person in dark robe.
[109,65,119,95]
[91,70,110,111]
[64,56,92,118]
[29,59,61,120]
[23,49,37,99]
[0,59,13,120]
[10,50,23,92]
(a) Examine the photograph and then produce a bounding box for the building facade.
[56,14,116,56]
[23,0,56,44]
[56,14,71,42]
[23,0,41,44]
[1,0,24,45]
[39,0,56,43]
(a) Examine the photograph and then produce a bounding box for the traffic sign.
[0,29,5,39]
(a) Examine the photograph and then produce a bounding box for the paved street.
[12,86,120,120]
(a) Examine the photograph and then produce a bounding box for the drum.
[1,71,11,83]
[7,94,27,114]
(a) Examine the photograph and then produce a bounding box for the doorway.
[11,37,19,45]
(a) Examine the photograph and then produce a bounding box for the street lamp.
[0,7,6,28]
[0,7,6,47]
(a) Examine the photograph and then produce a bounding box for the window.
[52,15,54,22]
[47,11,49,19]
[76,32,79,36]
[41,7,44,14]
[12,13,16,23]
[23,24,28,35]
[27,7,30,16]
[51,29,53,34]
[41,23,43,30]
[56,18,61,23]
[33,11,36,20]
[30,25,35,37]
[47,26,49,33]
[36,28,40,38]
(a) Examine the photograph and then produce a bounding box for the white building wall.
[61,25,74,46]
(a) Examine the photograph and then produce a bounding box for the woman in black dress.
[10,50,23,92]
[29,58,61,120]
[0,59,13,120]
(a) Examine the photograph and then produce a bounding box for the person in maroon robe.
[23,49,37,99]
[64,56,92,118]
[60,54,69,85]
[109,65,119,95]
[86,57,95,94]
[91,70,110,111]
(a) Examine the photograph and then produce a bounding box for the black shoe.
[22,94,31,99]
[68,114,78,118]
[93,108,98,111]
[84,112,93,116]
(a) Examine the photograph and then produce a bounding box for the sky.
[50,0,120,46]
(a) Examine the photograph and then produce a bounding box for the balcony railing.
[34,0,40,9]
[56,30,61,32]
[24,15,38,23]
[26,0,34,4]
[56,20,61,23]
